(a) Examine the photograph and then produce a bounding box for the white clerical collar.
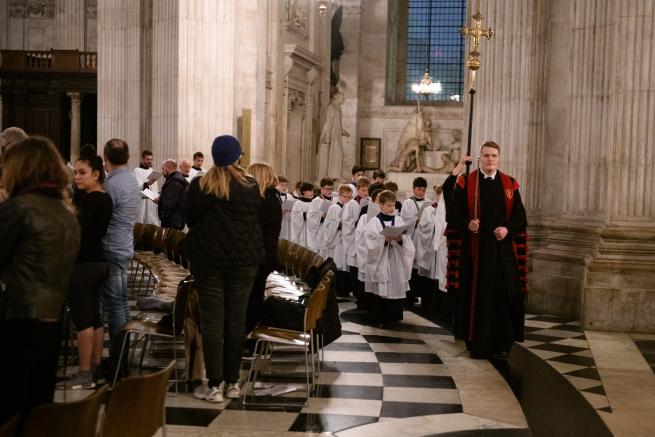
[480,169,497,180]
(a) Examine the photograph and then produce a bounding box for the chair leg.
[172,333,178,395]
[139,334,150,370]
[113,331,131,386]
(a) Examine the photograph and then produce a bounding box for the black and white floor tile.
[521,314,612,413]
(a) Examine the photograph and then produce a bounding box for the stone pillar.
[56,0,85,50]
[97,0,145,162]
[68,92,81,163]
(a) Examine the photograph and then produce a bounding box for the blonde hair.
[338,184,353,196]
[199,164,252,200]
[2,136,71,200]
[247,162,279,197]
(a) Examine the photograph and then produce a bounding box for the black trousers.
[0,318,61,425]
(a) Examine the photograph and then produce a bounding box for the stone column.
[68,92,81,163]
[56,0,85,50]
[97,0,145,163]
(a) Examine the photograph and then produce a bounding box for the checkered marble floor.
[521,314,612,413]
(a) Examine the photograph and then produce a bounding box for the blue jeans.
[192,265,257,386]
[101,254,132,362]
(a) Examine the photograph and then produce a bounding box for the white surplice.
[277,192,294,241]
[355,203,380,281]
[322,203,347,270]
[290,198,313,248]
[342,199,363,267]
[401,196,431,267]
[133,167,160,225]
[415,200,448,291]
[364,215,415,300]
[306,196,335,253]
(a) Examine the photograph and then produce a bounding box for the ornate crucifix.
[459,12,495,90]
[458,11,495,189]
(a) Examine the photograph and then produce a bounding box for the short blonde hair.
[378,190,396,205]
[338,184,353,196]
[247,162,279,197]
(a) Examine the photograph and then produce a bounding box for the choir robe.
[447,170,528,359]
[290,197,313,248]
[277,191,293,240]
[401,196,431,267]
[364,214,415,323]
[342,199,363,267]
[306,195,336,253]
[415,199,448,291]
[355,203,380,282]
[133,166,160,225]
[322,202,347,270]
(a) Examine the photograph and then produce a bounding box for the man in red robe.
[446,141,528,359]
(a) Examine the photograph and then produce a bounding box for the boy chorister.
[290,182,315,248]
[401,177,431,305]
[276,175,293,240]
[355,189,382,309]
[365,190,415,326]
[323,184,354,296]
[306,177,336,254]
[416,185,448,292]
[342,176,371,298]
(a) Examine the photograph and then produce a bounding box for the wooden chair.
[104,361,175,437]
[245,271,333,405]
[20,385,109,437]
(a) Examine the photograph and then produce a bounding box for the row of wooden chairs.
[0,362,174,437]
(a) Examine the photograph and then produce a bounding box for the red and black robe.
[445,170,528,359]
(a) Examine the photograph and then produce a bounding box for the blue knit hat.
[211,135,242,167]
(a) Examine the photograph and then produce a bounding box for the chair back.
[141,224,158,251]
[304,270,333,332]
[153,227,167,254]
[20,385,109,437]
[277,239,290,269]
[133,223,146,250]
[103,361,175,437]
[0,414,20,437]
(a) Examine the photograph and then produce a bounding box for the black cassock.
[447,170,527,359]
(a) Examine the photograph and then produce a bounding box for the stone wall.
[1,0,96,51]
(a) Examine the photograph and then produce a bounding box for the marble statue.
[318,92,350,179]
[435,129,463,173]
[387,104,437,173]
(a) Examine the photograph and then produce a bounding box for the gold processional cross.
[459,12,495,90]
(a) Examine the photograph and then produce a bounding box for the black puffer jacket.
[158,170,188,230]
[181,176,264,269]
[259,187,283,271]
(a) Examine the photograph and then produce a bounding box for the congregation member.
[182,135,264,402]
[0,136,80,423]
[0,126,28,201]
[133,149,160,225]
[101,139,141,376]
[189,151,205,180]
[364,190,415,326]
[276,175,293,240]
[57,145,113,389]
[244,162,282,341]
[158,159,189,230]
[322,184,353,296]
[415,185,448,311]
[447,141,528,359]
[342,176,370,302]
[290,182,315,248]
[306,177,335,254]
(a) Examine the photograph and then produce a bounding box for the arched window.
[386,0,467,105]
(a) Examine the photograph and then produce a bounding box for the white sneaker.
[193,383,224,403]
[225,382,241,399]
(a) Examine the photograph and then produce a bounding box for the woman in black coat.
[181,135,264,402]
[244,163,283,341]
